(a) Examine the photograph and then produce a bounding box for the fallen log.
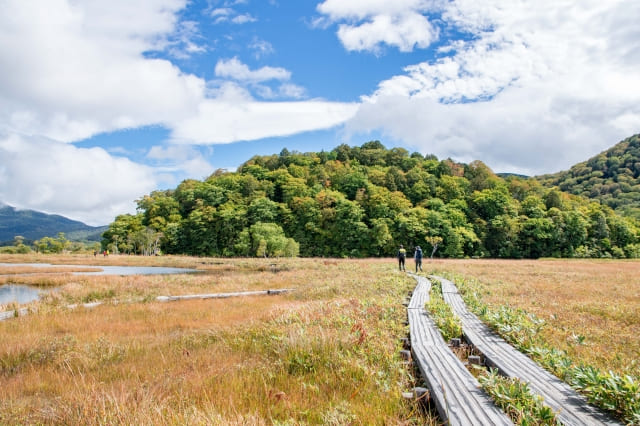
[156,288,293,302]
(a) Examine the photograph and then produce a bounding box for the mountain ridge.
[536,134,640,219]
[0,204,106,244]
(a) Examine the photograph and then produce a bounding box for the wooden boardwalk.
[407,274,512,425]
[433,275,621,426]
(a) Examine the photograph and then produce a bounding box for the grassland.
[2,255,638,424]
[0,255,431,425]
[429,258,640,377]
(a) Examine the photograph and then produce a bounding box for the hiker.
[414,245,423,272]
[397,245,406,271]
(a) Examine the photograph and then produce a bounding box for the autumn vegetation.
[431,258,640,423]
[99,141,639,259]
[538,134,640,220]
[0,255,436,424]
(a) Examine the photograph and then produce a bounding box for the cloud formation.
[0,0,204,142]
[173,99,358,144]
[215,57,291,83]
[317,0,438,52]
[0,133,156,225]
[343,0,640,174]
[0,0,356,223]
[213,57,307,100]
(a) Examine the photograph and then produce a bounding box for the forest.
[537,134,640,219]
[102,140,640,259]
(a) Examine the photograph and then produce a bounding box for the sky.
[0,0,638,226]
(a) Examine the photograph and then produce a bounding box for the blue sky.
[1,0,638,225]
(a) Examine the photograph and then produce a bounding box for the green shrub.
[479,368,559,425]
[425,278,462,342]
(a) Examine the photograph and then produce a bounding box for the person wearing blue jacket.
[414,246,423,272]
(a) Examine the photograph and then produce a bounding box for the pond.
[0,264,199,305]
[0,284,42,305]
[0,263,198,276]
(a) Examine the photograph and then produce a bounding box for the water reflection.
[0,263,198,276]
[0,284,41,305]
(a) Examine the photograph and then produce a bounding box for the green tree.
[235,222,298,257]
[425,236,443,259]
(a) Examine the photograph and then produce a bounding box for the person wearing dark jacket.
[397,245,406,271]
[414,246,423,272]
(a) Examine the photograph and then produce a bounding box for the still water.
[0,263,198,305]
[0,284,42,305]
[0,263,197,276]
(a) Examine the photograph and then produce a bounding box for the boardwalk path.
[407,273,512,425]
[433,275,621,426]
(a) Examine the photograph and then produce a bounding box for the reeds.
[431,258,640,376]
[0,256,431,424]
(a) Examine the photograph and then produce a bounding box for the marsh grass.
[424,277,462,342]
[430,259,640,423]
[430,259,640,376]
[0,255,433,424]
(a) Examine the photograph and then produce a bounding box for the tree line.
[0,233,101,254]
[537,134,640,220]
[102,141,640,259]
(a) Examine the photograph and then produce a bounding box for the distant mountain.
[0,204,107,244]
[536,134,640,219]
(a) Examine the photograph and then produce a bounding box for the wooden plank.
[433,276,621,426]
[407,275,512,426]
[407,272,430,309]
[156,288,292,302]
[0,307,29,321]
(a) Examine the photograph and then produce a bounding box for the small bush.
[426,278,462,342]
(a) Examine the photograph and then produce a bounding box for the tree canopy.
[102,140,640,259]
[537,134,640,220]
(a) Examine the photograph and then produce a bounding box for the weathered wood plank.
[407,272,430,309]
[156,288,292,302]
[433,275,621,426]
[0,307,29,321]
[407,275,512,426]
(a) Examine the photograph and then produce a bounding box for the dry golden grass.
[0,255,434,425]
[428,258,640,376]
[0,266,103,275]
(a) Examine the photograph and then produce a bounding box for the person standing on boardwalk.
[414,245,423,272]
[397,245,407,271]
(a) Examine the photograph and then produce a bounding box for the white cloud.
[279,84,307,100]
[0,133,156,225]
[147,145,214,180]
[172,99,358,144]
[317,0,438,52]
[213,58,308,100]
[232,14,257,24]
[337,12,437,53]
[166,20,207,59]
[0,0,358,222]
[214,57,291,83]
[249,37,275,59]
[211,7,233,17]
[345,0,640,174]
[210,7,256,25]
[0,0,205,142]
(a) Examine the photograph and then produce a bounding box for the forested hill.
[0,204,106,244]
[102,141,640,259]
[537,134,640,219]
